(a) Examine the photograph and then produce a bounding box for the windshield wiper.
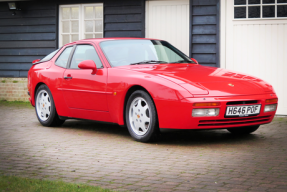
[130,60,168,65]
[170,60,193,63]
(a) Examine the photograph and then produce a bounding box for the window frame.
[234,0,287,20]
[58,3,104,47]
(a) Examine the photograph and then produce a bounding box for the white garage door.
[146,0,189,56]
[221,0,287,115]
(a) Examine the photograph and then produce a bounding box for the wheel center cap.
[43,104,45,107]
[137,114,140,118]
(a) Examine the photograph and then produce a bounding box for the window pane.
[62,21,70,33]
[278,0,287,3]
[71,7,79,19]
[55,47,73,68]
[95,34,102,38]
[71,21,79,33]
[62,35,70,45]
[95,20,103,32]
[235,0,246,5]
[263,6,275,17]
[72,34,79,42]
[263,0,275,4]
[248,6,260,18]
[70,45,103,69]
[248,0,260,4]
[234,7,246,18]
[85,7,94,19]
[85,21,93,32]
[101,40,192,67]
[40,49,60,62]
[95,6,103,18]
[62,8,70,19]
[278,5,287,17]
[85,34,93,39]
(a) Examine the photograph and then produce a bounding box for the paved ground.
[0,104,287,192]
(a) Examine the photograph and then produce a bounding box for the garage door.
[222,0,287,115]
[146,0,189,56]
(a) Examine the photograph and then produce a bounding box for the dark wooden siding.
[0,1,57,77]
[190,0,220,67]
[104,0,145,37]
[0,0,145,77]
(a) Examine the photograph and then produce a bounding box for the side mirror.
[32,59,41,64]
[78,60,97,75]
[191,58,199,64]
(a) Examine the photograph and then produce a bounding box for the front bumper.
[155,93,277,129]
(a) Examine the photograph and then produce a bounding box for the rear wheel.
[35,84,65,127]
[125,90,159,142]
[227,125,260,135]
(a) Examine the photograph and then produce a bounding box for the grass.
[0,175,113,192]
[0,100,33,108]
[1,80,6,83]
[12,80,18,83]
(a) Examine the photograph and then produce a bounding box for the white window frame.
[59,3,104,47]
[234,0,287,20]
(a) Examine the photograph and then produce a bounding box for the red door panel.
[61,68,108,112]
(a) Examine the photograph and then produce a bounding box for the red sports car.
[28,38,278,142]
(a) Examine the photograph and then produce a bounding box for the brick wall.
[0,78,29,101]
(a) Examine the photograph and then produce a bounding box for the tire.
[35,84,65,127]
[125,90,159,142]
[227,125,260,135]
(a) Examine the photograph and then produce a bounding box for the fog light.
[264,104,277,112]
[192,108,220,117]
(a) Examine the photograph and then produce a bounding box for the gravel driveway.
[0,104,287,192]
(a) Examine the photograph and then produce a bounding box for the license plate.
[225,105,261,117]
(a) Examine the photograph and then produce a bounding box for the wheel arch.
[34,82,46,99]
[123,85,159,127]
[30,82,46,106]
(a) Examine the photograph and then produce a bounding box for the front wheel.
[227,125,260,135]
[125,90,159,142]
[35,84,65,127]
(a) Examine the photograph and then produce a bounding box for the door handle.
[64,76,72,79]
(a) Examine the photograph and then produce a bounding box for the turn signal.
[193,102,220,107]
[265,99,278,103]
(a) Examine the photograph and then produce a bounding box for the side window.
[55,47,73,68]
[70,45,103,69]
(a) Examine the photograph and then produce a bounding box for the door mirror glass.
[78,60,97,74]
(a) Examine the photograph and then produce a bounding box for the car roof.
[64,37,162,46]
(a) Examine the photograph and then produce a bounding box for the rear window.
[40,49,61,62]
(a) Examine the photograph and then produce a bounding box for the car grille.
[198,115,272,127]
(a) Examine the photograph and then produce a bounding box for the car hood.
[119,64,274,97]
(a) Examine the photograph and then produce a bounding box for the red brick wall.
[0,78,29,101]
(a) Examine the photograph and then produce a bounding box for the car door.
[61,44,108,112]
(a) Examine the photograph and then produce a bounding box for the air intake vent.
[198,115,271,127]
[226,100,258,105]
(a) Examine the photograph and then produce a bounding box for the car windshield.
[100,40,194,67]
[40,48,60,62]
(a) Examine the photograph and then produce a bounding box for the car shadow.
[56,119,262,146]
[156,129,261,146]
[59,119,130,137]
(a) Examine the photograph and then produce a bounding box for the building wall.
[190,0,220,67]
[221,0,287,115]
[0,78,29,101]
[0,2,57,78]
[0,0,145,78]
